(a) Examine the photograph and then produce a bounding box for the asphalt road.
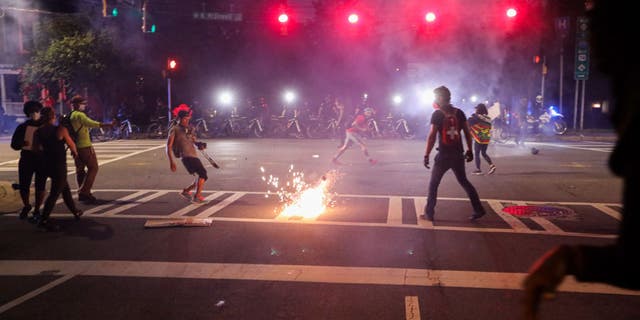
[1,137,637,320]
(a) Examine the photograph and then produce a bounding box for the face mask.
[31,111,41,121]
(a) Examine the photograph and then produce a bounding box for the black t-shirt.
[430,107,467,155]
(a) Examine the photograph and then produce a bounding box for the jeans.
[473,141,493,170]
[425,153,485,217]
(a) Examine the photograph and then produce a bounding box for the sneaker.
[488,164,496,175]
[28,211,41,224]
[469,212,486,221]
[419,214,434,222]
[19,205,32,220]
[191,195,207,205]
[472,170,483,175]
[368,159,378,166]
[179,190,192,200]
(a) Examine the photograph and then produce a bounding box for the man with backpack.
[421,86,486,222]
[67,95,114,204]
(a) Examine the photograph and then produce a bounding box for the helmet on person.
[23,101,43,116]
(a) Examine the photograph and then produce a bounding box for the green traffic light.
[150,24,156,33]
[111,7,118,17]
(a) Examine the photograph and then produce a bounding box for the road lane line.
[0,274,75,315]
[168,191,227,217]
[101,191,169,216]
[387,197,402,225]
[487,200,529,231]
[413,198,433,228]
[0,260,637,297]
[83,191,149,215]
[195,192,246,218]
[592,204,622,221]
[405,296,421,320]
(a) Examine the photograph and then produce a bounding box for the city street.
[1,137,637,320]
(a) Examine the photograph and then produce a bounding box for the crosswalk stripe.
[592,204,622,221]
[487,200,529,231]
[168,191,227,217]
[413,198,432,228]
[387,197,403,225]
[101,191,169,217]
[513,201,564,233]
[83,191,149,215]
[195,192,246,218]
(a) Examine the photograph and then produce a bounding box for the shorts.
[181,157,208,180]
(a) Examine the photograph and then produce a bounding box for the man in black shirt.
[421,86,485,222]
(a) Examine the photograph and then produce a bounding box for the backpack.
[440,108,461,146]
[60,110,82,142]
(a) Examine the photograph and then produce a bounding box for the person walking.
[331,107,377,165]
[166,109,209,204]
[69,95,114,204]
[35,108,83,228]
[10,101,46,220]
[421,86,485,222]
[468,103,496,175]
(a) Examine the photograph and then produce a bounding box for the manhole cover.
[502,205,577,220]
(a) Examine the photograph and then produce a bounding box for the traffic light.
[424,12,437,23]
[168,59,177,70]
[506,7,517,19]
[102,0,118,17]
[347,13,359,24]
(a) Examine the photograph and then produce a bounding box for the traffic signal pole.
[167,77,172,128]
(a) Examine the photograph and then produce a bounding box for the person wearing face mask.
[68,95,114,204]
[10,101,47,220]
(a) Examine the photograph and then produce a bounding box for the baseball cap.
[70,95,87,105]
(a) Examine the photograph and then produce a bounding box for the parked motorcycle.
[525,106,567,135]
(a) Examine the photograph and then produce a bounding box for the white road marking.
[82,190,149,215]
[405,296,421,320]
[195,192,246,218]
[487,200,529,231]
[527,142,614,153]
[593,204,622,221]
[168,191,227,217]
[0,274,75,315]
[513,201,564,233]
[413,198,433,228]
[387,197,403,225]
[101,191,168,216]
[0,260,637,297]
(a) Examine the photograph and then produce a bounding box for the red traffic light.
[168,59,177,70]
[278,13,289,24]
[506,7,517,18]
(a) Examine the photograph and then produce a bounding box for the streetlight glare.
[392,94,403,105]
[219,91,233,105]
[425,12,436,23]
[348,13,359,24]
[283,90,296,104]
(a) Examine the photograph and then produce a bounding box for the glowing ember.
[261,166,338,219]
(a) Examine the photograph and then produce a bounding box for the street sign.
[193,12,242,22]
[574,16,590,80]
[556,16,569,38]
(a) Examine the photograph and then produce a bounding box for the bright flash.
[261,167,339,220]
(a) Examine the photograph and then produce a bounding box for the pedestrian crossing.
[0,141,165,172]
[43,188,622,238]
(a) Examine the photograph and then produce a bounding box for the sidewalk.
[552,129,617,142]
